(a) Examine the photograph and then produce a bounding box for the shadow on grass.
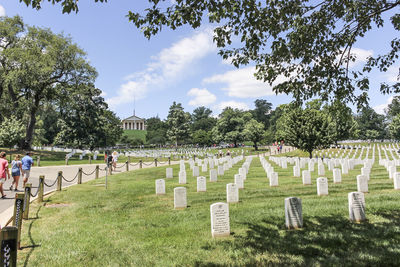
[200,211,400,266]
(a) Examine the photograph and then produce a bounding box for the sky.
[0,1,399,120]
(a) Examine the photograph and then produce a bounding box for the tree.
[389,114,400,140]
[355,106,387,140]
[251,99,273,129]
[276,103,335,158]
[212,107,252,147]
[0,116,25,149]
[243,119,265,151]
[191,106,217,132]
[21,0,400,107]
[192,129,213,146]
[166,102,191,146]
[145,116,167,145]
[324,101,358,145]
[386,96,400,120]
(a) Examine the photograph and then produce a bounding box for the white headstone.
[318,164,325,176]
[239,167,247,180]
[317,177,328,196]
[308,161,315,172]
[270,172,278,187]
[155,179,165,195]
[202,164,208,173]
[293,165,300,177]
[166,168,173,179]
[210,202,230,237]
[348,192,366,222]
[333,168,342,184]
[342,161,349,174]
[197,176,207,192]
[193,166,200,177]
[226,183,239,203]
[209,169,218,182]
[285,197,303,229]
[302,170,311,185]
[179,170,187,184]
[174,187,187,209]
[357,175,368,193]
[394,172,400,190]
[234,174,244,189]
[218,165,224,176]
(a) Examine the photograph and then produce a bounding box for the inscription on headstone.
[210,203,230,237]
[285,197,303,229]
[197,176,207,192]
[155,179,166,195]
[317,177,328,196]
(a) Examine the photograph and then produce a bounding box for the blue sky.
[0,1,398,120]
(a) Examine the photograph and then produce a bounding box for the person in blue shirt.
[21,152,34,188]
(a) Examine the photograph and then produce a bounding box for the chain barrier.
[158,161,168,165]
[129,162,140,167]
[62,171,79,183]
[82,168,97,176]
[30,182,41,197]
[114,163,126,169]
[44,176,59,188]
[142,161,154,166]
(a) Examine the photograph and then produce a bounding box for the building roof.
[122,115,144,121]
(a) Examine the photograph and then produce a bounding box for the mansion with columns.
[121,115,146,130]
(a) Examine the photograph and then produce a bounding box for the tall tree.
[389,114,400,140]
[386,96,400,120]
[251,99,273,129]
[145,116,167,145]
[243,119,265,151]
[212,107,252,147]
[21,1,400,107]
[166,102,191,147]
[191,106,216,132]
[276,103,335,158]
[0,116,25,149]
[355,106,387,140]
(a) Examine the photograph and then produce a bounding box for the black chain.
[30,182,41,197]
[62,171,79,183]
[44,176,59,188]
[129,162,140,167]
[142,161,154,166]
[158,161,167,165]
[114,163,126,169]
[82,168,97,176]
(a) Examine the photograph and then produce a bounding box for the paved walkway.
[0,160,175,227]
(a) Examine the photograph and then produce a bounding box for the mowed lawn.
[18,155,400,266]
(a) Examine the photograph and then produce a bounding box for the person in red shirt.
[0,151,10,199]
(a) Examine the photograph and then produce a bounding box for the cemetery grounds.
[16,143,400,266]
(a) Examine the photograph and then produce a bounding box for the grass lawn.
[122,130,147,143]
[16,151,400,266]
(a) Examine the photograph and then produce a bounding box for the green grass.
[122,129,147,142]
[17,152,400,266]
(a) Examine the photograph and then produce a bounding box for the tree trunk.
[308,150,313,159]
[21,95,40,150]
[254,142,258,151]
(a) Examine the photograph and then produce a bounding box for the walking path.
[0,160,176,227]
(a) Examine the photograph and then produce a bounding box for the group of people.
[105,151,119,171]
[0,151,34,199]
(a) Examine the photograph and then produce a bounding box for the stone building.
[121,115,146,130]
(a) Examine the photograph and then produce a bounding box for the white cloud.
[384,65,400,83]
[107,29,216,108]
[187,88,216,107]
[215,101,249,111]
[336,48,373,68]
[0,6,5,17]
[373,96,393,115]
[204,66,280,98]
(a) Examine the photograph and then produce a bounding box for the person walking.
[10,154,22,191]
[0,151,10,199]
[21,151,34,188]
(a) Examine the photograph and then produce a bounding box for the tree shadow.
[205,211,400,266]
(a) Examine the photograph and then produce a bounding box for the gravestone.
[174,187,187,209]
[193,166,200,177]
[318,164,325,176]
[317,177,328,196]
[223,163,229,171]
[293,166,300,177]
[348,192,366,222]
[155,179,165,195]
[209,169,217,182]
[202,164,208,173]
[226,183,239,203]
[357,175,368,193]
[218,165,224,176]
[281,160,287,169]
[361,167,370,181]
[234,174,244,189]
[197,176,207,192]
[333,168,342,183]
[179,170,187,184]
[394,172,400,190]
[210,202,230,237]
[302,170,311,185]
[389,165,396,179]
[166,168,173,179]
[239,167,247,180]
[285,197,303,229]
[342,162,349,174]
[270,172,278,187]
[308,161,315,172]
